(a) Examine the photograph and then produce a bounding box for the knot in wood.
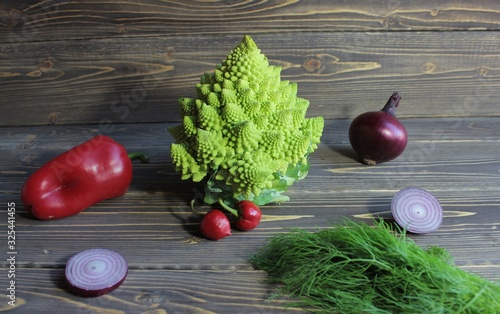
[385,15,398,27]
[164,47,176,60]
[304,57,323,73]
[422,62,436,73]
[22,154,39,164]
[477,67,489,78]
[39,59,53,72]
[49,112,59,125]
[116,24,127,33]
[135,292,166,306]
[1,9,25,26]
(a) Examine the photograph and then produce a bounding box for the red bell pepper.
[21,135,149,220]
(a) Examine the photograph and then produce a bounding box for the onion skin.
[349,92,408,165]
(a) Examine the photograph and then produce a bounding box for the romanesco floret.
[169,35,324,206]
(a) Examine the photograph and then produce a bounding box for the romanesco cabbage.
[168,35,324,206]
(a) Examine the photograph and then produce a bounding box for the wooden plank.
[2,0,500,43]
[1,118,499,281]
[1,31,500,126]
[0,268,306,313]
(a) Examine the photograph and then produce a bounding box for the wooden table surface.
[1,117,499,313]
[2,1,500,313]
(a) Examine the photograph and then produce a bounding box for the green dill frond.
[250,219,500,313]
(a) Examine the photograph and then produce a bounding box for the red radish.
[219,199,262,231]
[65,248,128,297]
[349,92,408,165]
[391,187,443,234]
[233,200,262,231]
[200,209,232,240]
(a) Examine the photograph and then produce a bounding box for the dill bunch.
[249,220,500,313]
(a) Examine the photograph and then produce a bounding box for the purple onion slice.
[65,248,128,297]
[391,187,443,234]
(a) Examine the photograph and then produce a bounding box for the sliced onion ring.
[391,187,443,234]
[65,248,128,297]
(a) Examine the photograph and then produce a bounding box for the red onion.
[65,248,128,297]
[391,187,443,234]
[349,92,408,165]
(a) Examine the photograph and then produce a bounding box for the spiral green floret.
[168,35,324,206]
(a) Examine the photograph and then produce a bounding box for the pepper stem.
[218,198,239,217]
[128,152,149,164]
[381,92,401,116]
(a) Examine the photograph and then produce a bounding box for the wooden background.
[1,1,500,313]
[1,0,500,126]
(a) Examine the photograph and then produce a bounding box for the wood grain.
[2,0,500,42]
[1,1,500,311]
[1,268,306,313]
[1,118,499,311]
[1,118,499,277]
[1,31,500,126]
